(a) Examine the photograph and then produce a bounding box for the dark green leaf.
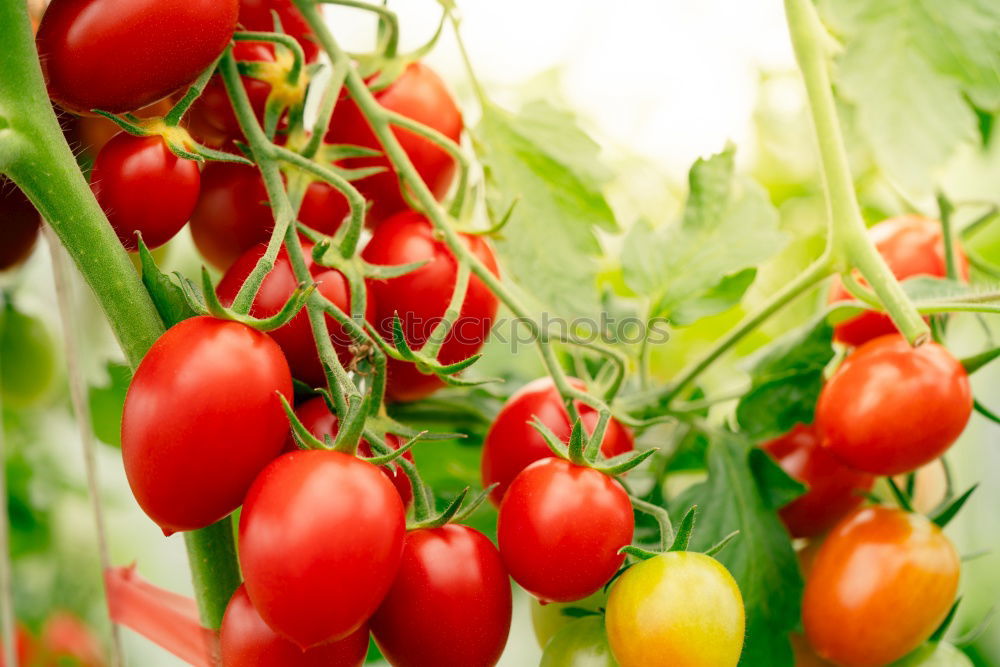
[138,241,198,327]
[88,361,131,448]
[749,448,807,511]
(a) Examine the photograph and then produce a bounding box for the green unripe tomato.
[540,616,618,667]
[531,590,607,648]
[0,302,56,408]
[892,643,972,666]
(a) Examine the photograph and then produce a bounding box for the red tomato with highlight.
[803,507,960,666]
[221,585,367,667]
[238,0,319,63]
[326,62,462,224]
[90,133,200,250]
[217,244,373,387]
[498,458,633,602]
[829,216,968,346]
[816,335,972,476]
[482,377,634,505]
[762,423,875,538]
[363,212,499,402]
[293,396,413,505]
[371,524,512,667]
[239,449,405,648]
[0,178,41,271]
[37,0,239,113]
[122,317,292,534]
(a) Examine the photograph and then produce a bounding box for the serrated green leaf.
[671,433,800,667]
[671,268,757,327]
[475,100,617,317]
[736,317,835,441]
[138,242,198,328]
[749,447,807,511]
[88,361,131,448]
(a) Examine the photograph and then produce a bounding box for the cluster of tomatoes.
[764,216,973,666]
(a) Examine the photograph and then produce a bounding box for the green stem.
[183,519,241,629]
[937,193,960,281]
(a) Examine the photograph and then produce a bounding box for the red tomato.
[803,507,960,666]
[293,396,413,505]
[829,216,969,346]
[191,164,346,270]
[481,377,634,505]
[497,458,633,602]
[221,585,367,666]
[1,625,38,667]
[815,335,972,475]
[362,211,499,402]
[188,42,274,141]
[325,63,462,224]
[238,0,319,63]
[239,449,405,648]
[122,316,292,534]
[90,133,200,250]
[0,178,41,271]
[371,524,512,667]
[216,244,373,387]
[36,0,239,113]
[39,611,104,667]
[762,423,875,538]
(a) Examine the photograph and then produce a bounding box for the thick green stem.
[183,519,241,629]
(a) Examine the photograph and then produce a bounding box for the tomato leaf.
[475,100,617,317]
[749,448,807,511]
[671,432,801,667]
[88,361,131,448]
[621,146,785,321]
[736,317,835,441]
[137,241,197,328]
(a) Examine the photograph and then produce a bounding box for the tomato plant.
[0,177,41,271]
[0,301,55,409]
[539,616,617,667]
[530,591,607,649]
[188,42,275,141]
[815,334,973,475]
[121,316,293,534]
[238,0,319,63]
[802,506,960,667]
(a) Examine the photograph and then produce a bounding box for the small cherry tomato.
[220,585,368,666]
[37,0,239,113]
[815,335,972,475]
[90,133,200,250]
[239,449,405,648]
[216,244,373,387]
[238,0,319,63]
[292,396,412,505]
[363,211,499,402]
[325,62,462,225]
[803,506,960,667]
[829,216,968,346]
[605,551,745,667]
[122,316,292,534]
[497,458,633,603]
[482,377,634,505]
[540,616,617,667]
[762,423,875,538]
[0,178,41,271]
[530,591,606,649]
[371,524,512,667]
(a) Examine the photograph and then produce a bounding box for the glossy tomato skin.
[121,317,292,534]
[293,397,412,505]
[497,458,633,602]
[829,216,968,346]
[239,449,405,648]
[803,507,960,667]
[326,63,462,224]
[37,0,239,113]
[605,551,745,667]
[363,211,499,402]
[217,245,373,387]
[0,178,41,271]
[90,133,200,250]
[762,423,875,538]
[482,377,634,505]
[371,524,512,667]
[540,616,617,667]
[238,0,319,63]
[220,585,367,667]
[816,335,972,475]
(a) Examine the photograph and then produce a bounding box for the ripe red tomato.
[293,396,413,505]
[829,216,969,346]
[217,244,373,387]
[762,423,875,538]
[371,524,512,667]
[121,316,292,534]
[481,377,634,505]
[325,63,462,224]
[362,211,499,402]
[188,42,274,141]
[815,335,972,475]
[803,506,960,666]
[0,178,41,271]
[497,458,633,602]
[36,0,239,113]
[239,449,405,648]
[190,164,346,270]
[238,0,319,63]
[90,133,200,250]
[221,585,367,666]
